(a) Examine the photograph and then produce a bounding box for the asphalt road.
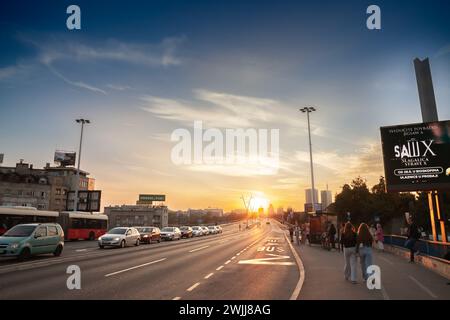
[0,220,300,300]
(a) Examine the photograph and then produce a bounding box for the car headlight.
[143,235,148,238]
[113,237,120,241]
[9,243,20,249]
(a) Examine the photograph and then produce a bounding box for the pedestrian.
[356,223,374,281]
[405,217,421,263]
[328,223,337,250]
[375,223,384,251]
[239,223,241,232]
[289,224,294,242]
[295,225,301,245]
[338,222,345,252]
[369,224,376,244]
[341,222,357,284]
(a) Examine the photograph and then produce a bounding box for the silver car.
[200,226,210,235]
[160,227,182,241]
[98,227,141,248]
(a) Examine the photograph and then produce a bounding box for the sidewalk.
[291,242,450,300]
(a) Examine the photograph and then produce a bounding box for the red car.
[135,226,161,244]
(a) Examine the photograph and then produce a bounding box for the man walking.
[405,217,421,263]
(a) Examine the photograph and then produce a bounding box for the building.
[187,208,224,217]
[105,204,168,228]
[0,160,96,211]
[305,188,319,204]
[320,190,333,212]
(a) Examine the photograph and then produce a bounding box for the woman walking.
[356,223,374,281]
[341,222,357,284]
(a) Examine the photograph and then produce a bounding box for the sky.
[0,0,449,212]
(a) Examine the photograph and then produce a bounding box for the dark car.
[180,226,193,238]
[135,226,161,244]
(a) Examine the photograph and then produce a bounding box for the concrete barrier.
[384,244,450,280]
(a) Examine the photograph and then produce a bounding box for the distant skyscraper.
[321,190,333,212]
[305,188,319,204]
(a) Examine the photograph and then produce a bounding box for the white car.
[160,227,182,241]
[98,227,141,248]
[192,226,204,237]
[201,226,210,235]
[208,226,218,234]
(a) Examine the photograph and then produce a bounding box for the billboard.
[380,120,450,192]
[138,194,166,204]
[66,190,102,212]
[54,151,76,166]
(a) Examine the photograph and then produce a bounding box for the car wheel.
[88,232,95,241]
[53,244,63,257]
[120,240,126,248]
[99,245,105,249]
[135,239,140,246]
[18,247,31,261]
[157,239,161,243]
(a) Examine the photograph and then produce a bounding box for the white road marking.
[236,253,240,256]
[173,297,181,300]
[225,260,231,264]
[239,255,295,266]
[204,273,214,279]
[216,266,224,271]
[75,249,87,252]
[104,258,167,277]
[187,282,200,292]
[409,276,438,298]
[189,245,210,253]
[231,256,236,260]
[284,231,305,300]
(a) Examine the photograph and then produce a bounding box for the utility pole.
[300,107,317,213]
[74,119,90,212]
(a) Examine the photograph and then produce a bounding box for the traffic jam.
[0,207,224,261]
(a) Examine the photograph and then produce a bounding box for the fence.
[384,235,449,261]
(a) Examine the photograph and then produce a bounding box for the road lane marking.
[409,276,438,298]
[225,260,231,264]
[284,232,305,300]
[236,253,240,256]
[239,255,295,266]
[173,297,181,300]
[104,258,167,277]
[231,256,236,260]
[216,266,224,271]
[75,249,87,252]
[204,273,214,279]
[187,282,200,292]
[189,245,210,253]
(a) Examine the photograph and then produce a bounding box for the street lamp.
[300,107,317,213]
[74,119,91,211]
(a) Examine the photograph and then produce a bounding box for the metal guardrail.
[384,235,449,261]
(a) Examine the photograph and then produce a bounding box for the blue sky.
[0,0,449,211]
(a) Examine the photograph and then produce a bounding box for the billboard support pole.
[427,192,438,242]
[413,58,445,242]
[434,191,447,243]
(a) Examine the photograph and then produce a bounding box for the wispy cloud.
[33,36,186,67]
[140,89,298,129]
[106,84,133,91]
[0,64,29,81]
[435,44,450,58]
[48,65,106,95]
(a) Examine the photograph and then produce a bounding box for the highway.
[0,221,300,300]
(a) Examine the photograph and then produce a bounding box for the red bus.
[59,211,108,240]
[0,207,59,235]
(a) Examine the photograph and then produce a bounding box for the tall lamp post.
[74,119,90,212]
[300,107,317,213]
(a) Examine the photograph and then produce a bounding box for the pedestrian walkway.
[292,243,450,300]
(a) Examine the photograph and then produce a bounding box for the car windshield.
[137,228,151,233]
[161,227,173,232]
[208,226,215,229]
[192,227,199,230]
[180,227,189,230]
[3,225,36,237]
[108,228,127,235]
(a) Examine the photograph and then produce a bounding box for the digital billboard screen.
[380,120,450,192]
